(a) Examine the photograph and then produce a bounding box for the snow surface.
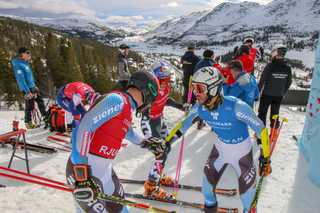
[0,106,320,213]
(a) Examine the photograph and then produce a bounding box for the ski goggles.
[191,83,207,95]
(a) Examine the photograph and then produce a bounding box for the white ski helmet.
[150,60,172,79]
[243,36,255,44]
[192,67,224,97]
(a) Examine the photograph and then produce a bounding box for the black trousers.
[25,93,46,123]
[183,76,195,104]
[258,95,282,128]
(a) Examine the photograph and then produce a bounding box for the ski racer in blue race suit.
[223,60,259,107]
[66,71,168,213]
[170,67,271,213]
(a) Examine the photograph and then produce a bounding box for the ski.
[5,141,57,154]
[124,193,238,212]
[47,137,72,149]
[120,179,237,196]
[47,135,70,144]
[36,143,70,152]
[54,132,71,138]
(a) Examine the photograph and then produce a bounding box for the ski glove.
[258,153,271,177]
[72,165,101,203]
[24,92,34,100]
[74,178,102,203]
[141,137,167,159]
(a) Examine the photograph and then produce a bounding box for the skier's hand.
[259,154,271,177]
[24,92,34,100]
[74,178,101,203]
[183,103,192,112]
[141,137,166,159]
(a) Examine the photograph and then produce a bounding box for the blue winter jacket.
[11,57,36,94]
[223,72,259,107]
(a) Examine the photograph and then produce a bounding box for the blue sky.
[0,0,273,27]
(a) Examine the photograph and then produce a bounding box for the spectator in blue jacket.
[11,47,46,129]
[223,60,259,107]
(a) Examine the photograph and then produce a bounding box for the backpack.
[46,104,66,133]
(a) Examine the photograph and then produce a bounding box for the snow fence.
[298,37,320,187]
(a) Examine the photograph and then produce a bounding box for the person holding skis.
[169,67,271,213]
[181,44,200,105]
[141,60,184,199]
[258,45,292,142]
[66,71,167,213]
[223,60,259,107]
[11,47,47,129]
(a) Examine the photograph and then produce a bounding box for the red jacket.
[236,55,254,74]
[249,47,258,62]
[214,63,235,85]
[149,80,170,119]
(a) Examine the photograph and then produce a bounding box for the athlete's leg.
[66,155,128,213]
[234,150,256,213]
[203,145,227,208]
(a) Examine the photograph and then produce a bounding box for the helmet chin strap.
[204,94,223,110]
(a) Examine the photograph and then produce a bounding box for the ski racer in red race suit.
[140,60,184,199]
[66,71,168,213]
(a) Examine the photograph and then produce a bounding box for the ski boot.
[204,203,218,213]
[159,174,174,187]
[144,180,174,200]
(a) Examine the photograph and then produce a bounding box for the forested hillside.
[0,17,143,107]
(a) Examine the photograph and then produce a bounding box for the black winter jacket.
[259,59,292,97]
[181,51,200,79]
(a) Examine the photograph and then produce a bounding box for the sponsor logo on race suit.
[219,136,245,144]
[99,146,119,158]
[244,166,256,185]
[93,103,124,124]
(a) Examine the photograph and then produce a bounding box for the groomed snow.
[0,106,319,213]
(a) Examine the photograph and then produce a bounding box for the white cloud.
[160,1,179,8]
[0,0,96,17]
[0,1,20,9]
[106,15,145,24]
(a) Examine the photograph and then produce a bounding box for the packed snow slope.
[0,106,320,213]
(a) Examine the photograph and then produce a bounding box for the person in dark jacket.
[117,44,130,89]
[181,44,200,104]
[194,49,215,72]
[258,45,292,142]
[11,47,46,129]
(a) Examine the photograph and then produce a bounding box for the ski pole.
[173,135,185,196]
[270,117,288,156]
[0,167,174,213]
[249,117,288,213]
[269,114,279,143]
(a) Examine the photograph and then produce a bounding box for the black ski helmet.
[127,71,159,107]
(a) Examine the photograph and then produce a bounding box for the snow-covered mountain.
[0,14,130,45]
[146,0,320,49]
